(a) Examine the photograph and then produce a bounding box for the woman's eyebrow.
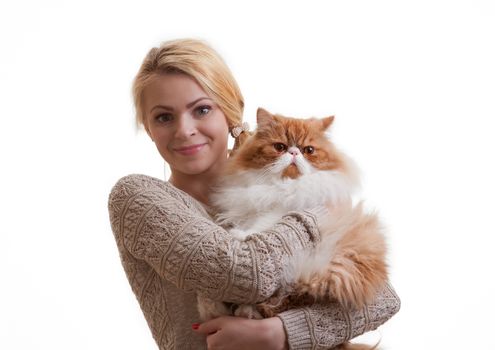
[150,104,174,113]
[150,97,213,114]
[186,97,213,108]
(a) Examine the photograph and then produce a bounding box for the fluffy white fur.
[281,201,368,289]
[199,138,367,321]
[212,154,360,238]
[210,152,361,291]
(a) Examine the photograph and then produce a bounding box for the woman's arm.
[278,283,401,349]
[194,283,400,350]
[108,174,323,305]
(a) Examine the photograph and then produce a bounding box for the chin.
[180,163,215,176]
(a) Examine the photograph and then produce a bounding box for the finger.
[193,318,223,335]
[206,332,220,349]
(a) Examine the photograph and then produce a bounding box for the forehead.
[142,73,209,111]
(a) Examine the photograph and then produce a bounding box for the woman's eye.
[303,146,315,154]
[273,143,287,152]
[195,105,211,116]
[156,114,174,123]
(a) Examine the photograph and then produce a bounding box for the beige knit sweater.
[108,174,400,350]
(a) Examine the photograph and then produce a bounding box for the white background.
[1,1,494,349]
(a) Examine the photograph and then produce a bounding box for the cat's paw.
[234,304,263,319]
[294,275,334,301]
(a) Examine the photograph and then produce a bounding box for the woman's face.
[142,73,230,179]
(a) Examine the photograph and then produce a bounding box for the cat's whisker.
[257,167,275,183]
[255,164,280,184]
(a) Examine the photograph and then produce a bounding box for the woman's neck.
[167,154,228,205]
[169,171,216,206]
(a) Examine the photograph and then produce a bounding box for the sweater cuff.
[303,205,327,242]
[277,308,314,350]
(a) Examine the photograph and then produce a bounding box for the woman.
[108,38,400,350]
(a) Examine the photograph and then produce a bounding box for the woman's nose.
[174,114,197,139]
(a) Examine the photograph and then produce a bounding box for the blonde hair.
[132,39,245,141]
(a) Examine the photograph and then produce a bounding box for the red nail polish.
[192,323,200,330]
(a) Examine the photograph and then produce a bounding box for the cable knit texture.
[108,174,400,350]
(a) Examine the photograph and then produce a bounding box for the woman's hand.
[193,316,288,350]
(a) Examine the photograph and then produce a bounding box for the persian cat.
[198,108,388,348]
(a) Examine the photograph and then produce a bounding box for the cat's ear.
[256,107,274,128]
[321,116,335,131]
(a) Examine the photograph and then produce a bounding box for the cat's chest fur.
[211,170,355,239]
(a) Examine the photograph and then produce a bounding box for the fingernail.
[192,323,200,330]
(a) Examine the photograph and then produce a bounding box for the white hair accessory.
[230,122,250,138]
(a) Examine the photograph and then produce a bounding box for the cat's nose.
[288,147,300,156]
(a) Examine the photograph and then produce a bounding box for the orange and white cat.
[198,108,388,348]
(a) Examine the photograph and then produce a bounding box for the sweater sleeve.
[108,174,322,305]
[277,283,401,350]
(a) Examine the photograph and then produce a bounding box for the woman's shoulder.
[109,173,169,202]
[108,173,210,219]
[107,174,174,216]
[110,173,169,194]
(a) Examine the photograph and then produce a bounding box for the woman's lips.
[173,143,207,156]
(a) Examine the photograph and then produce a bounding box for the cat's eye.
[303,146,315,154]
[273,143,287,152]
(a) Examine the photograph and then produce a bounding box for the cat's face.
[229,108,345,179]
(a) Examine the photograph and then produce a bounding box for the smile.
[173,143,207,156]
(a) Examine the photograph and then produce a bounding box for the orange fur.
[226,108,346,177]
[227,109,388,311]
[219,109,389,349]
